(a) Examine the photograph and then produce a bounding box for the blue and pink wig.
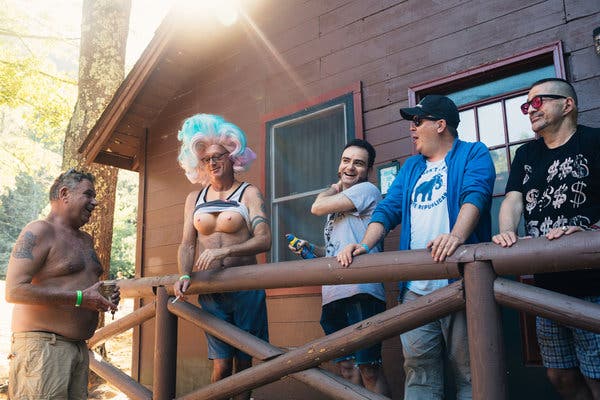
[177,114,256,184]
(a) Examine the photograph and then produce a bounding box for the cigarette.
[171,295,181,304]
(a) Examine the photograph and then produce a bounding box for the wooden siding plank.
[319,0,401,35]
[145,185,189,212]
[565,0,600,21]
[144,243,178,267]
[268,322,325,347]
[145,167,186,194]
[569,47,599,82]
[266,295,322,323]
[365,120,405,146]
[373,136,413,163]
[321,0,561,78]
[145,224,183,248]
[573,76,600,114]
[145,205,184,229]
[563,12,600,53]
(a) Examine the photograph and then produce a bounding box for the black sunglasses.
[520,94,566,115]
[412,115,440,127]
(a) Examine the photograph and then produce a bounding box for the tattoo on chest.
[12,231,36,260]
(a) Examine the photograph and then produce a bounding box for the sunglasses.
[520,94,566,115]
[412,115,440,127]
[200,152,229,165]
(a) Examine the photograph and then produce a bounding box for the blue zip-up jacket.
[371,139,495,285]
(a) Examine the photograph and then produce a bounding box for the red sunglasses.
[520,94,566,115]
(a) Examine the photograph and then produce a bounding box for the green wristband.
[75,290,82,307]
[359,243,370,253]
[179,275,191,281]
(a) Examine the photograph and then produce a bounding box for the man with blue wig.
[173,114,271,400]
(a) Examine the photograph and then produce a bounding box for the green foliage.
[110,169,138,279]
[0,1,78,153]
[0,171,47,277]
[0,0,139,281]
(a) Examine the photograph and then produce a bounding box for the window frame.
[261,82,364,297]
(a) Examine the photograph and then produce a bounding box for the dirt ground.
[0,281,133,399]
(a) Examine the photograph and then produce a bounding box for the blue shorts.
[198,290,269,361]
[536,295,600,378]
[320,294,386,365]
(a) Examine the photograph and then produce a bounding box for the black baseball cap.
[399,95,460,129]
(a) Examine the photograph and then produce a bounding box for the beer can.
[99,280,118,300]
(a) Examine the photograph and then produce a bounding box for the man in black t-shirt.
[493,78,600,400]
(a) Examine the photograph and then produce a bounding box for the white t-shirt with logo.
[408,159,450,295]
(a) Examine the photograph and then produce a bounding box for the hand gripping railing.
[87,231,600,400]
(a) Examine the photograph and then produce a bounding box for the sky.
[5,0,175,72]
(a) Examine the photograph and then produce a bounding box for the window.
[264,84,363,263]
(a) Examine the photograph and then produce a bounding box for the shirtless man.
[173,114,271,400]
[5,169,119,400]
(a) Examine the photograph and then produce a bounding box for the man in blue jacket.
[338,95,495,399]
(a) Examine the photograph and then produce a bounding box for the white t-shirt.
[321,182,386,305]
[408,159,450,295]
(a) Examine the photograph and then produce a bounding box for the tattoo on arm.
[256,191,267,215]
[251,216,270,231]
[12,231,36,260]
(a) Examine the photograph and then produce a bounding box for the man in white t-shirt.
[289,139,390,395]
[338,96,495,399]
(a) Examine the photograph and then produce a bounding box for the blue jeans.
[320,294,386,364]
[400,290,472,400]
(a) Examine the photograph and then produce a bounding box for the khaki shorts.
[9,332,89,400]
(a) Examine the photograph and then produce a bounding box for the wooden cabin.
[82,1,600,398]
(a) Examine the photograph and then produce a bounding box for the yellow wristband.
[179,275,191,281]
[75,290,82,307]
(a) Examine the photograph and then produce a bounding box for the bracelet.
[359,243,370,253]
[75,290,82,307]
[179,275,191,281]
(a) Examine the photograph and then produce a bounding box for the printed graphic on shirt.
[409,160,450,294]
[522,153,592,236]
[411,162,447,210]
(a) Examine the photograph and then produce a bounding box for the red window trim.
[260,82,364,297]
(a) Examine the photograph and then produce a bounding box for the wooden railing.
[87,231,600,400]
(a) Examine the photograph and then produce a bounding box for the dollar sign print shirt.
[505,125,600,296]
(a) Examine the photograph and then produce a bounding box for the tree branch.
[0,60,77,85]
[0,28,79,44]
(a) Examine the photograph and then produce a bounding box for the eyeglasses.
[200,152,229,165]
[520,94,566,115]
[412,115,439,127]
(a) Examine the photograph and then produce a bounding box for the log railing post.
[153,286,178,400]
[464,261,507,400]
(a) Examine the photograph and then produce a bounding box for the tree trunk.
[62,0,131,369]
[63,0,131,281]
